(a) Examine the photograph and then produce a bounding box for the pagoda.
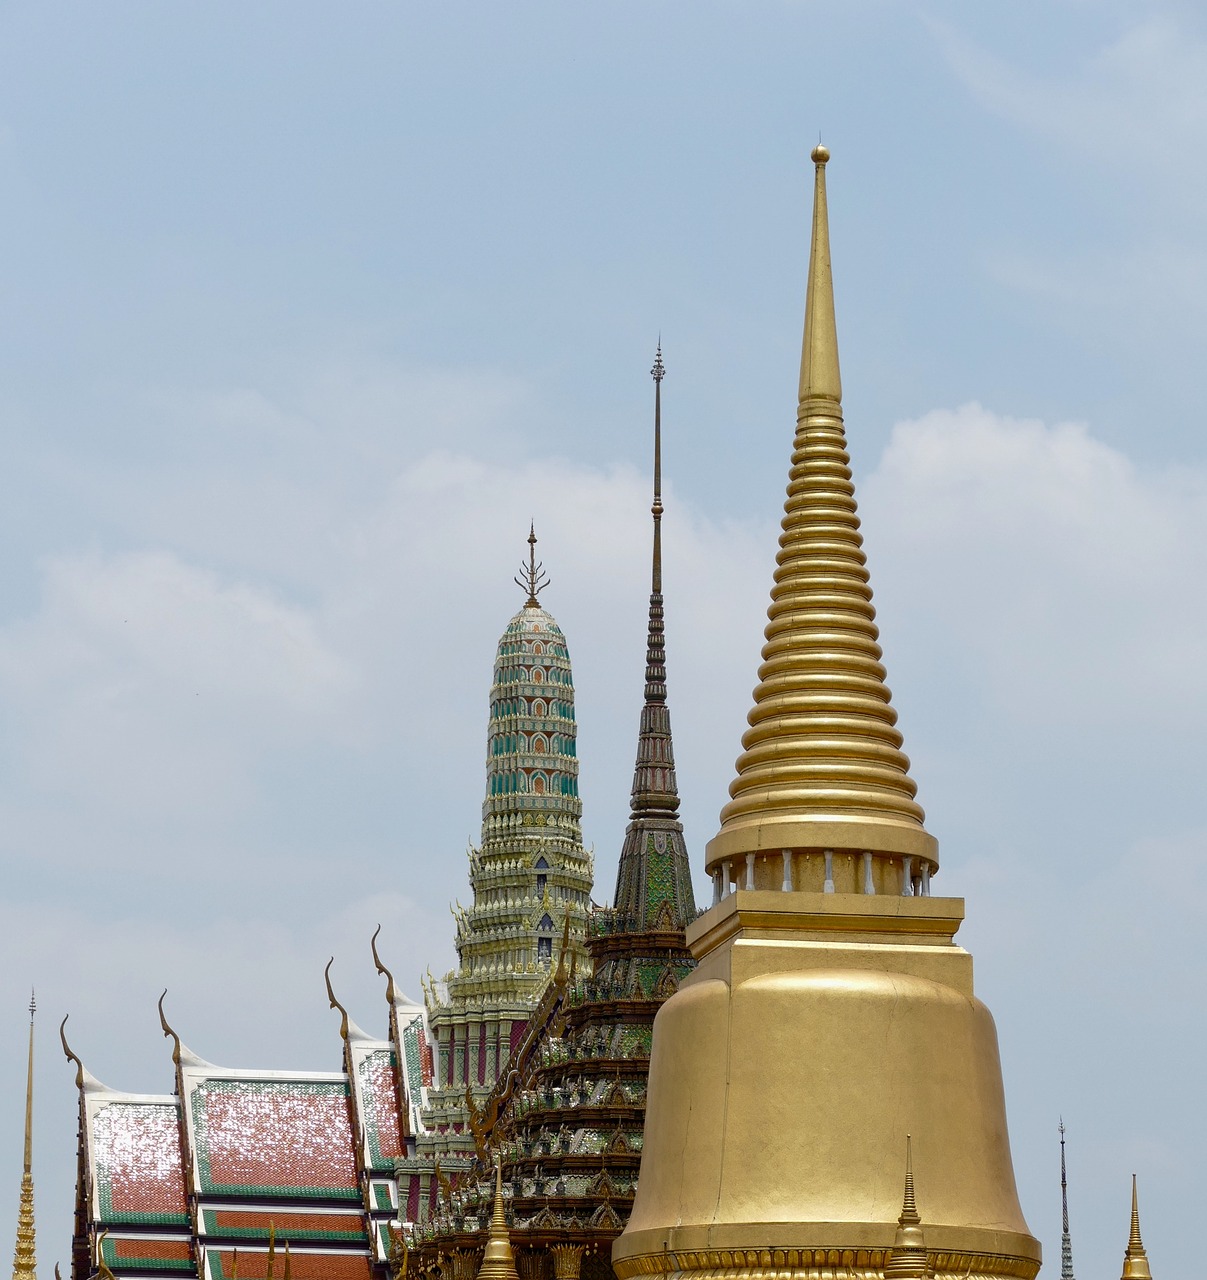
[613,146,1041,1280]
[397,533,595,1220]
[410,350,698,1280]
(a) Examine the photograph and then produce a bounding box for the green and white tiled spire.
[402,535,593,1218]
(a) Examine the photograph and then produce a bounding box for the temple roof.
[181,1066,360,1200]
[85,1093,189,1227]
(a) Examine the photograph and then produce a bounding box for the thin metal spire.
[651,340,665,596]
[514,524,550,607]
[12,991,37,1280]
[1059,1120,1075,1280]
[629,344,679,819]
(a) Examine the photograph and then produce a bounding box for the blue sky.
[1,2,1204,1276]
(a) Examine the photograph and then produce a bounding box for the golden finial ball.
[811,143,830,165]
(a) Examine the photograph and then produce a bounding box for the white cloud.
[932,16,1207,182]
[863,401,1207,736]
[0,550,351,823]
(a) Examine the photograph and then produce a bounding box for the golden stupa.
[1120,1176,1152,1280]
[612,147,1040,1280]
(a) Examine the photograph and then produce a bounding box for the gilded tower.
[1120,1177,1152,1280]
[613,148,1040,1280]
[400,535,594,1216]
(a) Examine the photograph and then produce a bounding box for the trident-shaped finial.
[514,524,550,607]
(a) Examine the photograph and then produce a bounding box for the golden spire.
[706,143,936,875]
[12,992,36,1280]
[475,1160,518,1280]
[883,1137,928,1280]
[1121,1175,1153,1280]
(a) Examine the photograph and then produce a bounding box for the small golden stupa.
[612,147,1040,1280]
[476,1161,519,1280]
[1120,1176,1153,1280]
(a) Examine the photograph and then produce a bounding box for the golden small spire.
[475,1159,519,1280]
[12,992,37,1280]
[884,1136,929,1280]
[706,143,936,874]
[1120,1175,1153,1280]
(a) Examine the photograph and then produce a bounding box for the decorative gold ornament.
[475,1162,518,1280]
[1120,1176,1152,1280]
[706,141,935,881]
[614,146,1039,1280]
[11,993,37,1280]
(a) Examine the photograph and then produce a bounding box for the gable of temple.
[61,964,424,1280]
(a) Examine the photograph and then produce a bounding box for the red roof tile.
[192,1079,358,1194]
[91,1101,188,1221]
[356,1050,403,1164]
[208,1249,373,1279]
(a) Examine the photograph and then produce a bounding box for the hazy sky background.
[0,2,1203,1275]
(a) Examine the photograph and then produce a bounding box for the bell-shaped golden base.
[613,892,1040,1280]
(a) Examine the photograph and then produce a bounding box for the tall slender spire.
[1060,1120,1075,1280]
[475,1160,519,1280]
[12,992,37,1280]
[629,343,679,820]
[608,348,695,930]
[1121,1175,1153,1280]
[707,143,936,877]
[883,1137,928,1280]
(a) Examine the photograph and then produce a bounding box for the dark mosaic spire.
[613,346,696,931]
[629,344,678,820]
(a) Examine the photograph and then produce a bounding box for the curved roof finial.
[59,1016,85,1091]
[554,914,572,984]
[324,958,351,1042]
[158,990,184,1068]
[370,924,398,1006]
[513,524,550,607]
[95,1231,116,1280]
